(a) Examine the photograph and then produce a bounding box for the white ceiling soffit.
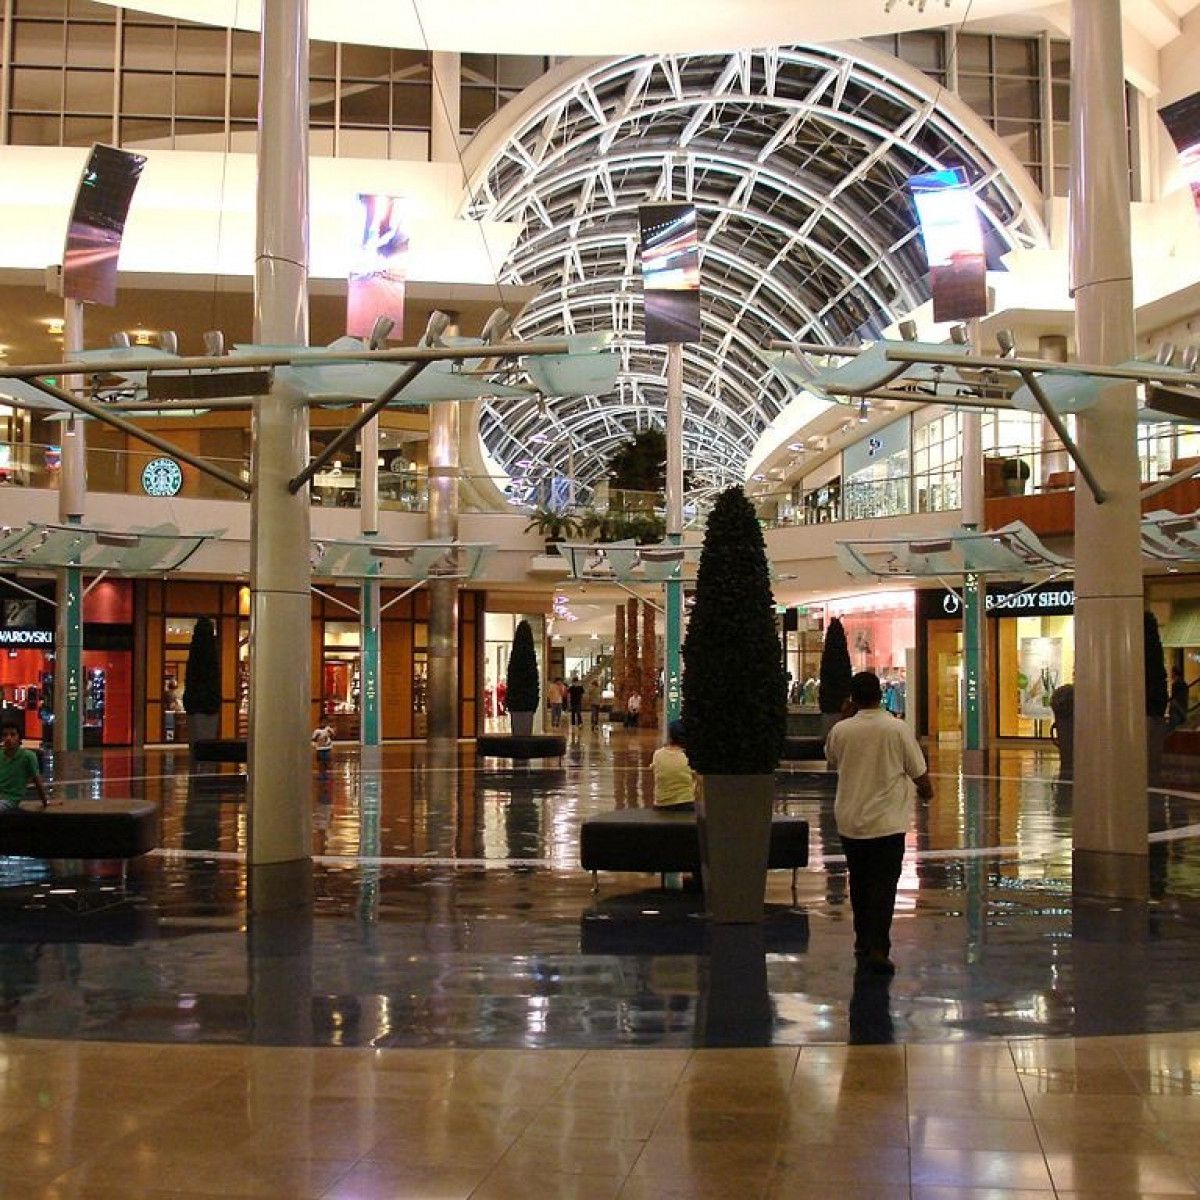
[96,0,1070,55]
[463,45,1045,493]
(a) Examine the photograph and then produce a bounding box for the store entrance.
[927,622,963,739]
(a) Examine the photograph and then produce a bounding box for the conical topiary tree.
[182,616,221,742]
[505,619,540,734]
[681,487,786,775]
[818,616,853,716]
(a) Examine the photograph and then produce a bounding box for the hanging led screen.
[1160,92,1200,217]
[62,144,146,307]
[638,202,701,345]
[909,167,988,322]
[347,193,407,340]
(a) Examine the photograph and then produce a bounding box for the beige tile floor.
[6,1033,1200,1198]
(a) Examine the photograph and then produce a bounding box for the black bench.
[477,734,567,760]
[0,800,159,860]
[781,736,826,761]
[191,739,248,763]
[580,809,810,901]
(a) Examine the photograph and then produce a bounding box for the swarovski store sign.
[933,582,1076,619]
[0,628,54,646]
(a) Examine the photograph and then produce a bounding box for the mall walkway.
[2,731,1200,1196]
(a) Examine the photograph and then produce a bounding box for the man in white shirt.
[824,670,933,975]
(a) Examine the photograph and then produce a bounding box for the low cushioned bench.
[191,739,248,763]
[782,736,825,761]
[580,808,810,901]
[0,800,159,860]
[477,734,567,760]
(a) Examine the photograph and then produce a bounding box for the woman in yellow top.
[652,719,696,809]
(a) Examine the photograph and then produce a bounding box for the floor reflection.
[0,734,1196,1048]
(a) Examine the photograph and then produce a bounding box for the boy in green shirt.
[0,720,48,811]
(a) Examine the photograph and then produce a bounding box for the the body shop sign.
[939,583,1074,618]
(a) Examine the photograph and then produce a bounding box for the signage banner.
[62,144,147,307]
[638,202,702,345]
[908,167,988,322]
[1160,92,1200,218]
[347,193,407,340]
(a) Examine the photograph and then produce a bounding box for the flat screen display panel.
[909,167,988,322]
[62,144,146,306]
[638,202,701,345]
[1160,92,1200,216]
[347,193,407,340]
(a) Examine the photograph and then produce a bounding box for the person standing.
[824,670,932,975]
[567,676,585,727]
[1170,666,1190,729]
[0,720,48,810]
[547,678,565,728]
[311,721,335,774]
[586,680,602,729]
[624,690,641,728]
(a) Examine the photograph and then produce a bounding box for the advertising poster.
[1159,91,1200,217]
[1017,636,1062,720]
[908,167,988,322]
[638,202,701,344]
[347,193,407,340]
[62,144,147,307]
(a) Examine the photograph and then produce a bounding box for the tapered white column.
[247,0,312,893]
[427,400,459,741]
[1070,0,1147,899]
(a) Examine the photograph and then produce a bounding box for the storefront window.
[322,619,361,737]
[842,417,911,521]
[913,410,962,513]
[826,591,915,717]
[998,612,1075,738]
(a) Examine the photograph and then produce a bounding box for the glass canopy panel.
[0,523,220,571]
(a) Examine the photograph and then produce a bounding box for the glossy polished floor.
[5,727,1200,1197]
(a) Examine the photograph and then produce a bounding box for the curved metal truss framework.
[468,45,1046,495]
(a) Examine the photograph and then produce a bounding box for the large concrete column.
[1070,0,1147,899]
[429,53,461,165]
[426,400,460,741]
[54,299,85,755]
[247,0,312,898]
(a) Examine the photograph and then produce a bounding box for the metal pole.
[960,377,988,774]
[54,298,85,755]
[359,396,381,748]
[664,342,684,731]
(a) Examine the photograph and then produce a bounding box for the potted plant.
[817,617,853,734]
[183,616,221,744]
[1145,611,1169,782]
[523,506,580,554]
[681,487,787,923]
[1001,457,1031,496]
[505,619,540,735]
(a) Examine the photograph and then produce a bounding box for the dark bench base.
[580,809,809,900]
[191,739,248,764]
[782,736,825,761]
[0,800,159,859]
[477,734,567,760]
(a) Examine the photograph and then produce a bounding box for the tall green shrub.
[818,617,853,715]
[1145,611,1169,718]
[182,617,221,716]
[681,487,786,775]
[505,619,540,713]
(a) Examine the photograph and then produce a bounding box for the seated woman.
[653,719,695,809]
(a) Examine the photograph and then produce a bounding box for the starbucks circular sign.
[141,457,183,497]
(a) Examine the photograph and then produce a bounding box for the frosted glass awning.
[556,540,701,583]
[309,538,495,581]
[0,522,222,571]
[836,521,1070,580]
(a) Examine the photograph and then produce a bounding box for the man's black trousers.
[840,832,905,958]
